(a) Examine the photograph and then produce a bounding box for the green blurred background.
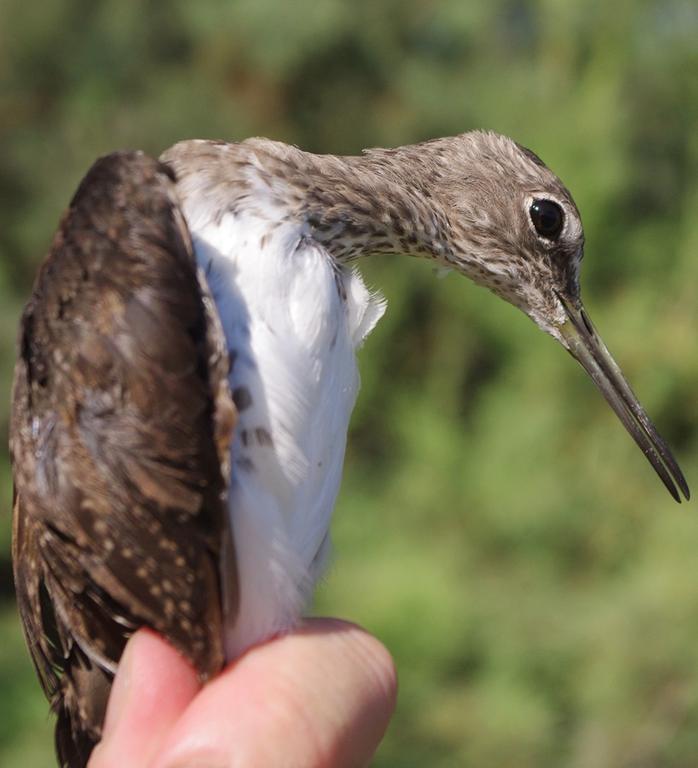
[1,1,697,765]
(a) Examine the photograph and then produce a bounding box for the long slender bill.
[556,295,689,503]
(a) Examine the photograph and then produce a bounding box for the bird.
[10,131,689,767]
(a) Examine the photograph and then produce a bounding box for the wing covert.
[10,151,235,766]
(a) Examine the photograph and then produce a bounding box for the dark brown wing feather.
[10,152,236,767]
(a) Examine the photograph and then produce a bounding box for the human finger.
[154,618,397,768]
[89,629,201,768]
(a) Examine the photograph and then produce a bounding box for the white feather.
[179,192,385,658]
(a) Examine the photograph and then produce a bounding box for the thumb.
[154,619,397,768]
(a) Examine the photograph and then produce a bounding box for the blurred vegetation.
[1,0,697,765]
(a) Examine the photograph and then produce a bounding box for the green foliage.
[1,1,696,765]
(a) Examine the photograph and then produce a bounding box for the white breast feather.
[179,191,385,658]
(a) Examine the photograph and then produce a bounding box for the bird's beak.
[556,293,689,503]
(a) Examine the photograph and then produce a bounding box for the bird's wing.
[10,152,235,766]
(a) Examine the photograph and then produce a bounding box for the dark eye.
[529,199,564,240]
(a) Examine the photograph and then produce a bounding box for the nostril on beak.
[580,308,594,337]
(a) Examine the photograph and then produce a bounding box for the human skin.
[89,619,397,768]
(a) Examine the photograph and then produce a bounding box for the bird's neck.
[246,140,455,264]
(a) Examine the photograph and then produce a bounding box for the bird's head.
[435,131,688,501]
[436,131,582,337]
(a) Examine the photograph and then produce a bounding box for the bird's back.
[10,152,234,766]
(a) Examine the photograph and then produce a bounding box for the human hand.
[89,619,397,767]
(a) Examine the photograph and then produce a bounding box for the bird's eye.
[529,199,564,240]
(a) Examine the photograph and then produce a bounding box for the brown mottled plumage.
[11,153,235,766]
[12,131,689,767]
[164,133,583,332]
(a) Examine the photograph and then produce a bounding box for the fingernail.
[163,759,228,768]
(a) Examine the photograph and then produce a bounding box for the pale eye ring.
[529,199,564,240]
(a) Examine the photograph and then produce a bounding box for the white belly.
[185,209,384,657]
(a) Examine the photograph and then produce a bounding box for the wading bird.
[11,131,689,767]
